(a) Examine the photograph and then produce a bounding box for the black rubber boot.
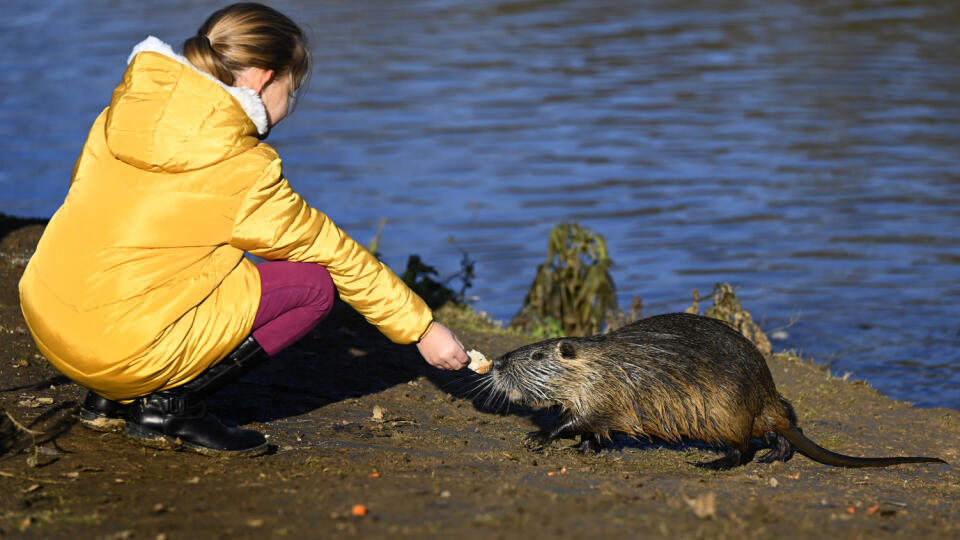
[172,334,267,397]
[125,336,269,457]
[79,391,130,432]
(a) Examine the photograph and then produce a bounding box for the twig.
[4,411,44,436]
[0,470,66,484]
[767,310,803,334]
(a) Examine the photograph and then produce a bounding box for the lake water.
[1,0,958,408]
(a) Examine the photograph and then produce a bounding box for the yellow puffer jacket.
[18,37,433,401]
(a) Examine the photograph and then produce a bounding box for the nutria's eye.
[559,341,576,359]
[531,351,544,361]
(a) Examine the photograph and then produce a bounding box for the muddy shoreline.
[1,218,957,539]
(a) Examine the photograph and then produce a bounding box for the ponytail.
[182,3,310,91]
[183,33,237,85]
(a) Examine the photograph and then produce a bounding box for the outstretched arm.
[231,162,432,344]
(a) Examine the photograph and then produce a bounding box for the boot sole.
[125,423,268,458]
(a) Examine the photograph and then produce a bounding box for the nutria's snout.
[487,340,576,407]
[489,352,526,403]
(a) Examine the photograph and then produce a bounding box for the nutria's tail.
[777,423,946,468]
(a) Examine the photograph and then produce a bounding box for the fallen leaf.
[246,518,264,527]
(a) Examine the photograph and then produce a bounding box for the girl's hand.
[416,322,469,370]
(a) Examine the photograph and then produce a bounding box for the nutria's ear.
[559,341,577,359]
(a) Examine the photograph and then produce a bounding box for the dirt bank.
[1,218,957,539]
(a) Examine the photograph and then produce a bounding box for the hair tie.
[200,33,212,47]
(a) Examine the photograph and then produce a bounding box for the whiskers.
[438,370,513,414]
[477,374,514,413]
[435,361,560,416]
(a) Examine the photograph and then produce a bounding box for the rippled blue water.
[1,0,958,408]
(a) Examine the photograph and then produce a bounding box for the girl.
[19,2,469,457]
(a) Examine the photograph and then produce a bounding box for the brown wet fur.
[2,217,958,539]
[492,313,946,470]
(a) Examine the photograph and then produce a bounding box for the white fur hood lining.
[127,36,269,136]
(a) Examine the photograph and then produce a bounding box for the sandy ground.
[1,217,957,539]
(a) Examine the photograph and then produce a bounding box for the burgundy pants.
[252,261,336,356]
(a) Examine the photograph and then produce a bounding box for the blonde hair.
[183,2,310,91]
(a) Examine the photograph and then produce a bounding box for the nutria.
[489,312,946,470]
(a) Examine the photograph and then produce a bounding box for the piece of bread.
[466,350,492,374]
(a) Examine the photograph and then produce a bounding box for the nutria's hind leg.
[692,441,755,471]
[756,396,798,464]
[693,449,744,471]
[757,432,795,464]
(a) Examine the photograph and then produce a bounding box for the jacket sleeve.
[229,158,433,344]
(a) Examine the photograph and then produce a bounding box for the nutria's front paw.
[574,434,602,453]
[524,430,553,449]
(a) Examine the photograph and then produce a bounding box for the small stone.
[685,492,716,520]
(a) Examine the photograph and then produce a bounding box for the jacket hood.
[104,36,269,173]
